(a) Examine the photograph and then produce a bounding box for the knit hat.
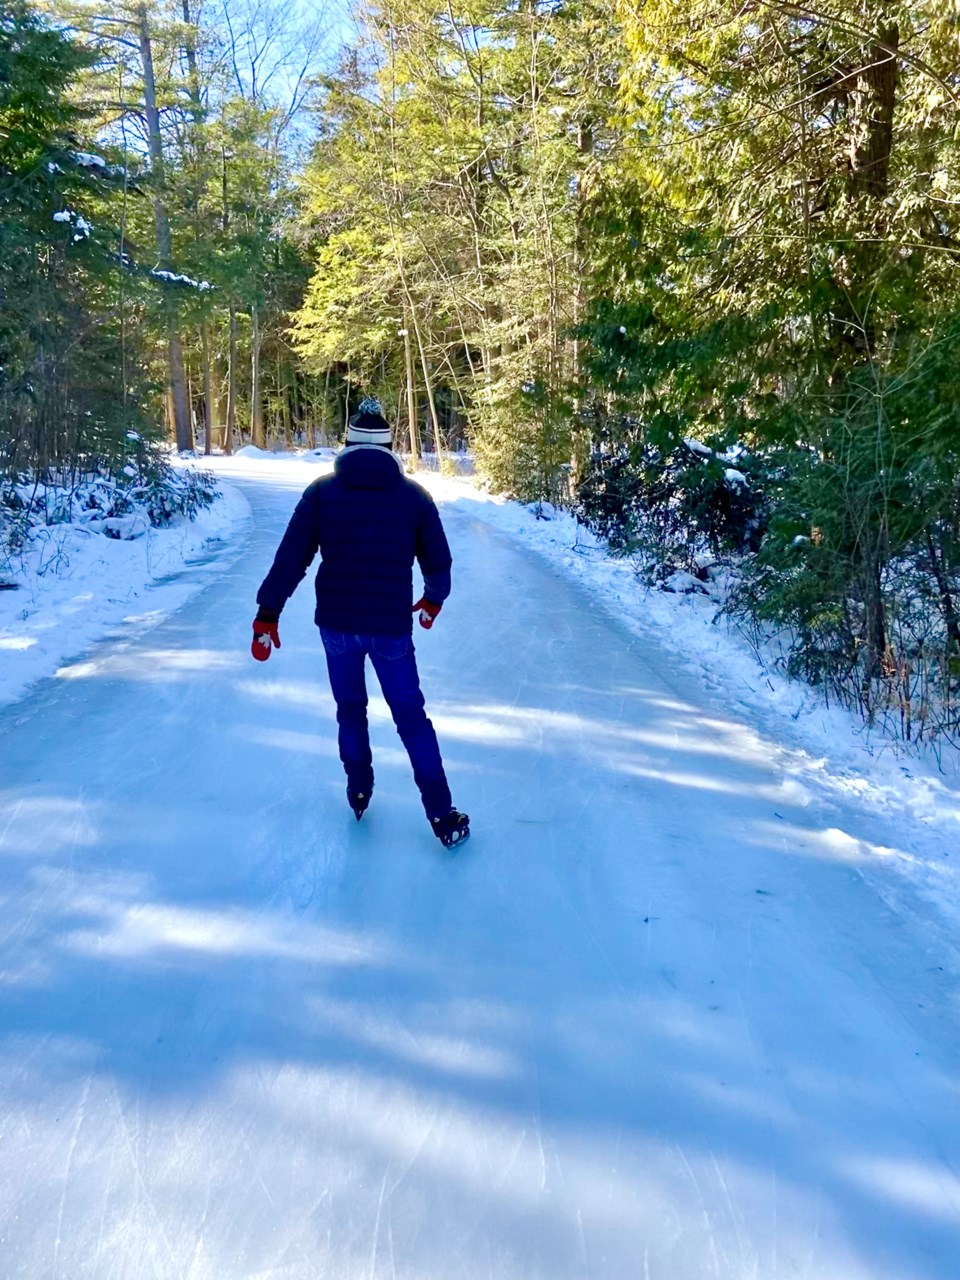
[346,397,392,447]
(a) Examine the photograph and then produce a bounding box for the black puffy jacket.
[256,446,452,635]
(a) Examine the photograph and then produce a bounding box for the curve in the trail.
[0,466,958,1280]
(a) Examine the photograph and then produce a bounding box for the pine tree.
[1,0,148,479]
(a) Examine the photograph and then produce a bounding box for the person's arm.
[412,495,452,627]
[251,484,322,659]
[257,483,323,615]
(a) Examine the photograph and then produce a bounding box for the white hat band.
[347,418,392,446]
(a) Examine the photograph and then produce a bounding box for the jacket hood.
[334,444,404,491]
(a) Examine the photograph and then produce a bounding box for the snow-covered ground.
[0,475,250,711]
[2,451,960,1278]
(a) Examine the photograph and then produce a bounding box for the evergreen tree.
[1,0,149,479]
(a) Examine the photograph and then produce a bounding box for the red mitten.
[251,610,281,661]
[412,598,442,630]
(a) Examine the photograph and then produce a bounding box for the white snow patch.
[663,570,706,594]
[151,268,212,291]
[683,437,713,457]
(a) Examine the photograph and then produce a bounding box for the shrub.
[574,435,769,580]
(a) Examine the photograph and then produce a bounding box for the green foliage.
[728,319,960,714]
[293,0,603,470]
[575,434,768,573]
[0,0,156,478]
[472,379,579,505]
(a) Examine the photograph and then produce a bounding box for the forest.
[2,0,959,745]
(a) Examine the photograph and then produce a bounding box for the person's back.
[259,442,451,638]
[250,399,469,848]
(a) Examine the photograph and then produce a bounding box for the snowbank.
[234,445,337,465]
[0,477,250,711]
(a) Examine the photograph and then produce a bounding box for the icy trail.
[1,465,958,1279]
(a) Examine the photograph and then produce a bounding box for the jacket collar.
[336,444,404,473]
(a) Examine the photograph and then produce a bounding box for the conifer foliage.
[1,0,137,479]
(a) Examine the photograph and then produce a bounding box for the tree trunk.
[412,319,442,462]
[842,19,900,357]
[280,355,293,448]
[220,146,235,455]
[305,372,317,449]
[224,304,237,453]
[215,353,228,450]
[167,330,191,453]
[251,301,265,448]
[201,321,214,456]
[181,0,202,111]
[320,366,332,447]
[851,16,898,678]
[850,24,899,201]
[403,313,419,465]
[926,530,960,657]
[862,543,888,682]
[138,5,192,451]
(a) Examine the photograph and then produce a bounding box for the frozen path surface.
[1,466,959,1280]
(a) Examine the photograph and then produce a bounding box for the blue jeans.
[319,629,452,821]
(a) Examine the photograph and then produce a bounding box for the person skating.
[249,399,469,849]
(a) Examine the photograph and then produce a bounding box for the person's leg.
[319,629,374,796]
[369,634,452,821]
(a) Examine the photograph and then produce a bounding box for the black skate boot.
[348,789,370,822]
[431,809,470,849]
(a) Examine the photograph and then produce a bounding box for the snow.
[1,452,960,1277]
[684,436,714,456]
[53,209,93,239]
[235,444,281,459]
[0,477,249,711]
[150,268,212,291]
[663,568,706,594]
[72,151,106,169]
